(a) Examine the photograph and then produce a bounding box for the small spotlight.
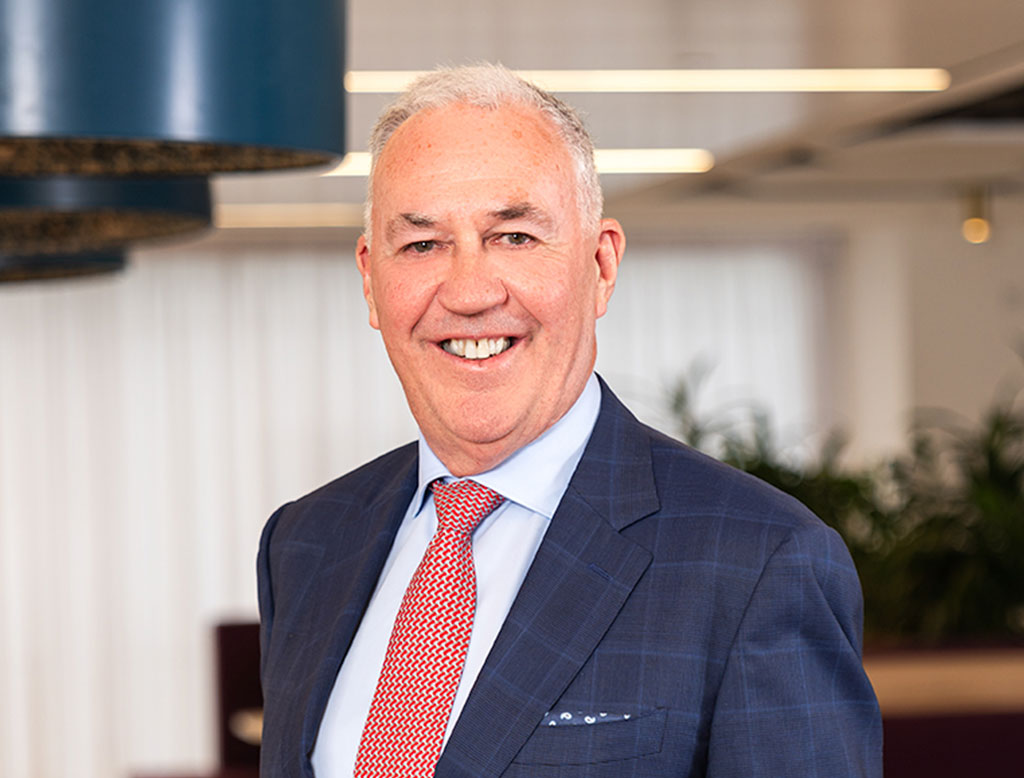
[961,187,991,244]
[962,217,990,244]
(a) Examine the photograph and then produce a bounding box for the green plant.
[877,403,1024,641]
[669,374,1024,644]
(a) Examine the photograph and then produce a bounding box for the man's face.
[357,101,624,475]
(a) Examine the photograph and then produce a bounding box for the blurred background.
[2,0,1023,776]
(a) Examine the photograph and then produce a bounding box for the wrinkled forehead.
[369,101,577,213]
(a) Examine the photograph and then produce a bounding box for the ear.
[593,218,625,318]
[355,234,381,330]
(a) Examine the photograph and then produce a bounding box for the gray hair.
[363,63,603,242]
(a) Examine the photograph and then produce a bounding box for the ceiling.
[212,0,1024,230]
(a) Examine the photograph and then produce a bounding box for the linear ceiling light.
[215,202,364,229]
[324,153,372,176]
[594,148,714,174]
[345,68,951,94]
[322,149,714,177]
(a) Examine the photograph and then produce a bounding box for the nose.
[435,242,508,315]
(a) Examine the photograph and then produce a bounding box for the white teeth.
[442,337,511,359]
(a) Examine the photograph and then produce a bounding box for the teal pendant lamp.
[0,0,345,279]
[0,0,346,174]
[0,174,211,280]
[0,176,212,255]
[0,250,125,283]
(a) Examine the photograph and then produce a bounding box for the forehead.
[370,101,577,220]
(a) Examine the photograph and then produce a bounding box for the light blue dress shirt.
[311,374,601,777]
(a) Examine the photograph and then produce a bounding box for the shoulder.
[606,410,866,644]
[294,440,418,506]
[262,441,418,546]
[639,424,860,612]
[647,424,821,531]
[595,389,845,573]
[594,380,822,533]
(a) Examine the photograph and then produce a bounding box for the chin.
[444,411,520,447]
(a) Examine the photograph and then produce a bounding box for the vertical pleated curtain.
[0,239,819,777]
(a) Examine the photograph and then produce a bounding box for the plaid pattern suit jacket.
[258,379,882,776]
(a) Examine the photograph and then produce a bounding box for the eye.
[404,240,437,254]
[497,232,534,247]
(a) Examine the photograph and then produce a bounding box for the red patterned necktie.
[353,479,505,777]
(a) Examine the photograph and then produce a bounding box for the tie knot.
[431,479,504,537]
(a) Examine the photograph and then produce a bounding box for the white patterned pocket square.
[541,710,633,727]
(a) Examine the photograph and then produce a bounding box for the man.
[258,64,882,777]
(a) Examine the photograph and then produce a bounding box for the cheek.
[522,273,595,337]
[374,272,432,329]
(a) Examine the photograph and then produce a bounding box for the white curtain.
[597,241,822,445]
[0,238,821,777]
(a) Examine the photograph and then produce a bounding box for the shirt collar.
[412,373,602,520]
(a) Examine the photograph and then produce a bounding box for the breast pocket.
[512,708,667,767]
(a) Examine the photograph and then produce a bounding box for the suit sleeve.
[257,503,287,686]
[707,522,883,777]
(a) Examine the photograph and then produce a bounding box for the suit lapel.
[439,384,660,776]
[294,447,419,769]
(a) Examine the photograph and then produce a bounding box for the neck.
[429,437,524,478]
[422,374,597,477]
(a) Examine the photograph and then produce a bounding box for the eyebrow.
[384,202,554,241]
[489,202,553,228]
[386,212,436,241]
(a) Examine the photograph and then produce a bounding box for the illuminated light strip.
[215,202,364,229]
[325,152,371,176]
[594,148,714,174]
[345,68,951,94]
[322,149,714,177]
[219,148,714,229]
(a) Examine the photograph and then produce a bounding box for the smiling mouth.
[441,337,513,360]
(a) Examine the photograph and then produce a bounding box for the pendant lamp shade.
[0,0,346,175]
[0,176,211,255]
[0,249,125,282]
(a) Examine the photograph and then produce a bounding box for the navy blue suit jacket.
[258,382,882,776]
